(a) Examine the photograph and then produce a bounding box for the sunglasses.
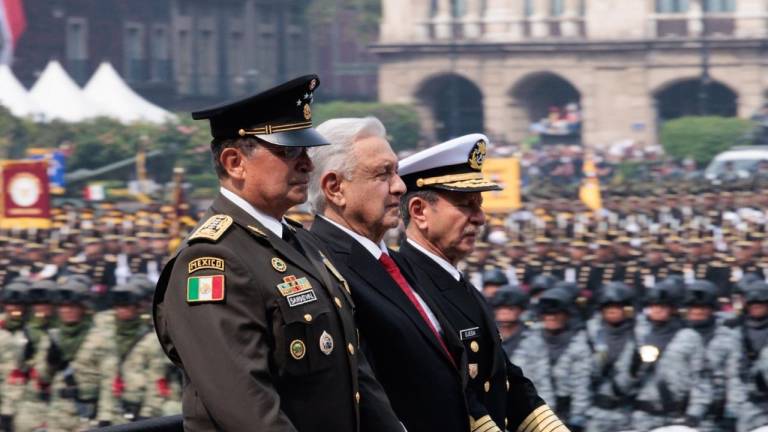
[259,143,307,160]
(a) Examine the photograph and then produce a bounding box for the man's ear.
[220,147,247,179]
[408,196,430,230]
[321,171,346,207]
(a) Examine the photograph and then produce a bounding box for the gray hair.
[400,189,439,227]
[308,117,387,214]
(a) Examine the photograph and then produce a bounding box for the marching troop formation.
[0,73,767,432]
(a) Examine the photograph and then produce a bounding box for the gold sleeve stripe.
[518,405,570,432]
[471,415,501,432]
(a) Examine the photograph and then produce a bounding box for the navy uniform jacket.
[396,240,559,432]
[309,216,470,432]
[153,194,401,432]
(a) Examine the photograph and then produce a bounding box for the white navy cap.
[398,133,502,192]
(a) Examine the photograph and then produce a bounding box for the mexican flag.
[187,275,225,302]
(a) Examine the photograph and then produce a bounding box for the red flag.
[0,160,51,228]
[0,0,26,64]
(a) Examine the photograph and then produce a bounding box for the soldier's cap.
[53,276,91,304]
[398,133,502,193]
[537,287,572,314]
[2,279,30,304]
[191,74,329,147]
[28,279,56,303]
[490,285,529,309]
[111,282,144,305]
[684,279,719,307]
[482,268,508,286]
[744,281,768,303]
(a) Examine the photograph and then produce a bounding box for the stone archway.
[415,73,485,142]
[654,78,738,121]
[510,72,582,145]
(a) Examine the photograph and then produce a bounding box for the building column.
[530,0,550,38]
[462,0,483,39]
[433,0,453,39]
[688,0,704,37]
[483,0,511,39]
[560,0,581,37]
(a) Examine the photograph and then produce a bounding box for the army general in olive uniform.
[153,76,402,431]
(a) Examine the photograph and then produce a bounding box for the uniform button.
[505,419,508,427]
[304,314,312,322]
[506,380,510,390]
[355,392,360,403]
[348,343,355,355]
[470,341,479,353]
[484,381,490,392]
[334,297,342,308]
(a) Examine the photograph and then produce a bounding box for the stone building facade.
[374,0,768,148]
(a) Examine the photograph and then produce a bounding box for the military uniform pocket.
[282,311,336,377]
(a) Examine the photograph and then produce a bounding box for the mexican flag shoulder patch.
[187,275,225,303]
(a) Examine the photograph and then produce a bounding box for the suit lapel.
[210,194,325,283]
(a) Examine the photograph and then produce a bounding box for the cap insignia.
[468,139,487,170]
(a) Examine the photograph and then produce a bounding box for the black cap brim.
[256,127,329,147]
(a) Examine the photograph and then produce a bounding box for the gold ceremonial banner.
[0,160,52,229]
[579,155,602,211]
[482,157,521,212]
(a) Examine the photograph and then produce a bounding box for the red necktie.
[378,253,456,368]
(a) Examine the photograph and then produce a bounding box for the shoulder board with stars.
[189,215,233,243]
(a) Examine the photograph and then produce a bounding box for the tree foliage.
[313,101,421,152]
[660,116,754,165]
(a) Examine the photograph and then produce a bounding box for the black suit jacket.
[396,240,546,431]
[153,195,401,432]
[310,216,470,432]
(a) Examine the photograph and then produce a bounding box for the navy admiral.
[394,134,570,432]
[153,76,402,431]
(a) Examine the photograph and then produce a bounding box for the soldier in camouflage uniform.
[514,287,591,431]
[684,280,738,431]
[110,280,174,423]
[726,281,768,432]
[34,276,119,431]
[14,280,57,432]
[625,280,710,432]
[0,279,31,432]
[585,282,636,432]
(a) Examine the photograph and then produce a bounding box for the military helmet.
[553,281,579,301]
[111,281,145,306]
[735,273,762,294]
[645,279,681,306]
[53,275,91,304]
[1,279,30,304]
[598,281,634,307]
[537,287,572,315]
[744,281,768,304]
[482,268,508,286]
[127,273,155,301]
[684,279,719,308]
[489,285,529,309]
[530,274,560,295]
[28,279,56,304]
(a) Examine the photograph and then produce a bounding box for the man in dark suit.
[308,117,470,432]
[395,134,570,432]
[153,77,402,431]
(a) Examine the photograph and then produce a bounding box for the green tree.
[307,0,381,43]
[660,116,754,165]
[313,101,421,152]
[0,104,27,158]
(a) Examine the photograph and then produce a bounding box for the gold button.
[470,341,479,353]
[505,419,508,427]
[484,381,490,392]
[355,392,360,403]
[304,314,312,322]
[506,380,510,390]
[348,343,355,355]
[334,297,342,308]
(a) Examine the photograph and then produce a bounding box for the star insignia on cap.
[303,93,310,100]
[296,99,302,107]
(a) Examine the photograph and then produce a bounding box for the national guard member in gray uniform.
[684,279,738,431]
[153,76,402,432]
[0,279,30,432]
[625,280,709,431]
[585,281,636,432]
[515,287,590,431]
[726,281,768,432]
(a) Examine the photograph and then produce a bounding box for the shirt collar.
[319,215,387,259]
[220,187,284,237]
[406,238,461,281]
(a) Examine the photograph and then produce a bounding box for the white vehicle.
[705,146,768,181]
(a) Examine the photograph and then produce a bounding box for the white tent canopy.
[0,63,38,117]
[83,62,176,124]
[29,60,99,122]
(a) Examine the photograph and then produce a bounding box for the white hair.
[308,117,387,214]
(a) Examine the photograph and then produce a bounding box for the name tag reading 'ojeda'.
[460,327,480,340]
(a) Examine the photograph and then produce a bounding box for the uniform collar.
[318,215,387,259]
[406,238,461,281]
[220,186,284,237]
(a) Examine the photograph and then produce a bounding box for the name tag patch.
[287,289,317,307]
[460,327,480,340]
